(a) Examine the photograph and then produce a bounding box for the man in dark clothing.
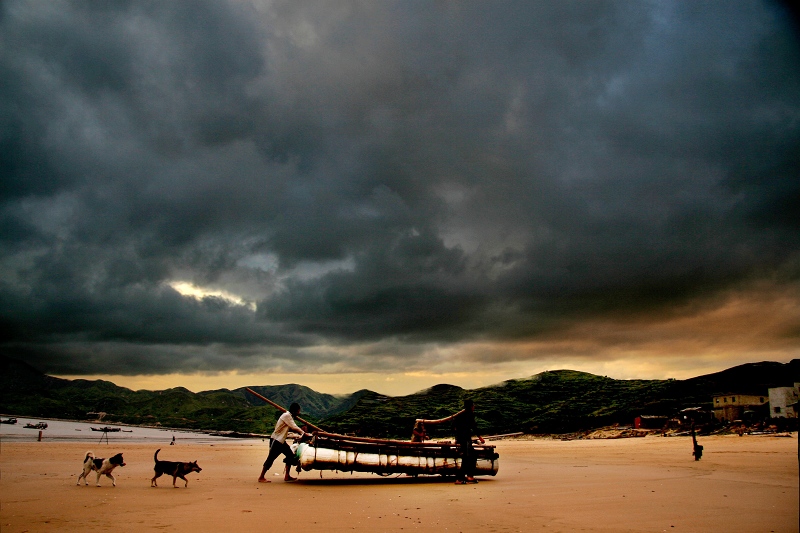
[453,399,484,484]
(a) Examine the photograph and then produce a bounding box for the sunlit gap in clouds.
[168,281,256,310]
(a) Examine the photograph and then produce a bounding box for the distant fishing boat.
[0,417,17,424]
[210,430,268,439]
[91,426,121,432]
[24,422,47,429]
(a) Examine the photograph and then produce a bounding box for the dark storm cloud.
[1,0,798,375]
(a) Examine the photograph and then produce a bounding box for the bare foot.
[284,476,297,482]
[257,478,271,483]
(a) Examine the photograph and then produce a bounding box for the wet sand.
[1,434,797,532]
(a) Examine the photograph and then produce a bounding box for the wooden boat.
[210,430,269,439]
[295,431,499,477]
[0,417,17,424]
[91,426,121,432]
[24,422,47,429]
[245,387,499,478]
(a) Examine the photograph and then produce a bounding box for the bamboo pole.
[415,409,465,425]
[244,387,324,432]
[314,431,471,447]
[483,432,523,441]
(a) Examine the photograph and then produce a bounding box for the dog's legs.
[95,472,102,487]
[106,473,116,487]
[77,470,86,485]
[151,471,161,487]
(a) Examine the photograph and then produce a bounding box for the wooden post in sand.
[691,426,703,461]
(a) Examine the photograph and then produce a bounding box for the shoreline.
[6,412,792,443]
[0,413,216,434]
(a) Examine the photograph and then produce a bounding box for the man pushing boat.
[258,402,309,482]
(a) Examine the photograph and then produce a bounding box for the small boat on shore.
[24,422,47,430]
[1,417,17,424]
[91,426,121,432]
[244,387,500,479]
[210,430,268,439]
[296,432,499,477]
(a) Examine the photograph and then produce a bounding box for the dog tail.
[154,448,161,462]
[84,451,94,463]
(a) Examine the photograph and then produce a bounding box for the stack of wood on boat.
[245,387,500,478]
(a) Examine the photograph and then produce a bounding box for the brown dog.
[150,449,202,488]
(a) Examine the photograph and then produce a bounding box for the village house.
[712,393,768,422]
[767,384,800,418]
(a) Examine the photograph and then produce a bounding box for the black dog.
[77,451,126,487]
[151,448,202,488]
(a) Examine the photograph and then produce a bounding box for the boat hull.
[296,433,499,477]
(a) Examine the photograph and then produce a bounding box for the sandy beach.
[1,434,797,532]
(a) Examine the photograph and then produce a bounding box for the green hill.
[1,355,798,437]
[322,363,800,437]
[320,371,672,437]
[0,356,328,433]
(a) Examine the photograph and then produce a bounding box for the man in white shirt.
[257,402,307,482]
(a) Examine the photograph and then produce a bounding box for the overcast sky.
[1,0,798,395]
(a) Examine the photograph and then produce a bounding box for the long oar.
[244,387,324,432]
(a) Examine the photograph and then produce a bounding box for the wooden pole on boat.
[415,409,465,425]
[483,432,523,441]
[244,387,324,432]
[315,431,458,446]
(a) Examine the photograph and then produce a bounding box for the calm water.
[0,416,261,445]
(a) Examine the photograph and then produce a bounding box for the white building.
[768,384,800,418]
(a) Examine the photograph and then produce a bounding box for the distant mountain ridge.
[1,355,798,437]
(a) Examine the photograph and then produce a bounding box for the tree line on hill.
[1,356,798,438]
